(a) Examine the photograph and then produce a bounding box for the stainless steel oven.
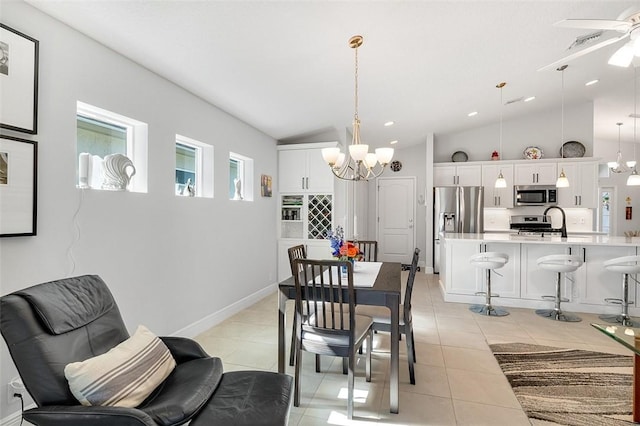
[514,185,557,206]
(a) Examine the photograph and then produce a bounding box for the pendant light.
[628,66,640,185]
[556,65,570,188]
[321,35,394,181]
[609,122,629,173]
[495,82,507,188]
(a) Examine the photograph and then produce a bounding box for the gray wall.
[0,2,278,420]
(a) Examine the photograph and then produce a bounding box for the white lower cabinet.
[443,241,520,298]
[483,243,521,299]
[577,245,637,306]
[520,244,574,301]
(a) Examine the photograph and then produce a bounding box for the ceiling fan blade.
[537,34,628,71]
[554,18,631,32]
[608,41,635,67]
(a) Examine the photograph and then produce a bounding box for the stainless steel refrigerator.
[433,186,484,273]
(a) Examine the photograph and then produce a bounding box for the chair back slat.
[288,245,307,276]
[293,259,354,334]
[349,240,378,262]
[404,248,421,322]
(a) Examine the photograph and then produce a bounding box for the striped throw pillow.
[64,325,176,407]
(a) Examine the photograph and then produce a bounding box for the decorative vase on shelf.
[101,154,136,191]
[491,151,499,161]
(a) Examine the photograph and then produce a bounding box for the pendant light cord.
[560,66,565,158]
[635,66,637,162]
[499,84,503,156]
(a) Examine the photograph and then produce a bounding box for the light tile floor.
[194,272,631,425]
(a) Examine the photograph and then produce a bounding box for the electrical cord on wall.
[67,188,85,277]
[14,393,24,426]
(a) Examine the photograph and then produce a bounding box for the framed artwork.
[0,24,39,134]
[0,135,37,237]
[261,174,272,197]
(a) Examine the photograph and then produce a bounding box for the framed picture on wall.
[261,174,272,197]
[0,135,37,237]
[0,24,39,134]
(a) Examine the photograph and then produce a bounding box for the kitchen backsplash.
[484,207,595,232]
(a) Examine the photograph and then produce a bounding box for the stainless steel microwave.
[514,185,557,206]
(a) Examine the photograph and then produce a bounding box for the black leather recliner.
[0,275,292,426]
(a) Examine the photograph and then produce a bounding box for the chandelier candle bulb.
[375,147,394,165]
[322,147,340,165]
[364,153,378,169]
[349,143,369,161]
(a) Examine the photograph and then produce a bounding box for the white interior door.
[377,177,416,264]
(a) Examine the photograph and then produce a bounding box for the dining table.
[277,261,402,414]
[591,323,640,422]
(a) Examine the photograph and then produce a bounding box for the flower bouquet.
[328,227,363,275]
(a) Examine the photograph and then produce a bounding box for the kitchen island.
[439,233,640,315]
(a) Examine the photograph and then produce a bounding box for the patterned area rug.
[490,343,635,426]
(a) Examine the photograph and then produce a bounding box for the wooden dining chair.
[356,247,420,384]
[292,258,373,419]
[287,244,308,367]
[349,240,378,262]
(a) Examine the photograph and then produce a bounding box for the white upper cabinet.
[514,162,557,185]
[278,144,336,193]
[481,163,514,208]
[556,161,598,208]
[434,164,481,186]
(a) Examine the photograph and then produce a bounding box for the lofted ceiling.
[25,0,640,150]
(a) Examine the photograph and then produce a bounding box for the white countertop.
[443,232,640,246]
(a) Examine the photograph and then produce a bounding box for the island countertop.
[442,232,640,247]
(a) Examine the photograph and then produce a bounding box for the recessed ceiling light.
[467,111,478,117]
[524,96,536,102]
[390,140,398,145]
[384,121,395,127]
[585,79,599,86]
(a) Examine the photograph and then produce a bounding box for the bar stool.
[535,254,583,322]
[469,252,509,316]
[599,255,640,327]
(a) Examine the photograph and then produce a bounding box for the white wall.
[0,2,278,421]
[599,170,640,236]
[434,102,594,163]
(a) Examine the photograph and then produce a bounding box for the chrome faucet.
[543,206,567,238]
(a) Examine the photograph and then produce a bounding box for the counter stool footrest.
[541,295,569,303]
[474,291,500,297]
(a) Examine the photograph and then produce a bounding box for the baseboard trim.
[171,283,277,338]
[1,404,35,426]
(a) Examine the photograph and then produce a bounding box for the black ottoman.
[190,371,293,426]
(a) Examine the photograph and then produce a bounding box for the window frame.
[229,151,254,201]
[76,101,148,193]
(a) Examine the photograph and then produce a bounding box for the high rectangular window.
[175,143,197,196]
[175,134,214,198]
[76,101,148,193]
[229,152,254,201]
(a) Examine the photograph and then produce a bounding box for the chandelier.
[321,35,394,181]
